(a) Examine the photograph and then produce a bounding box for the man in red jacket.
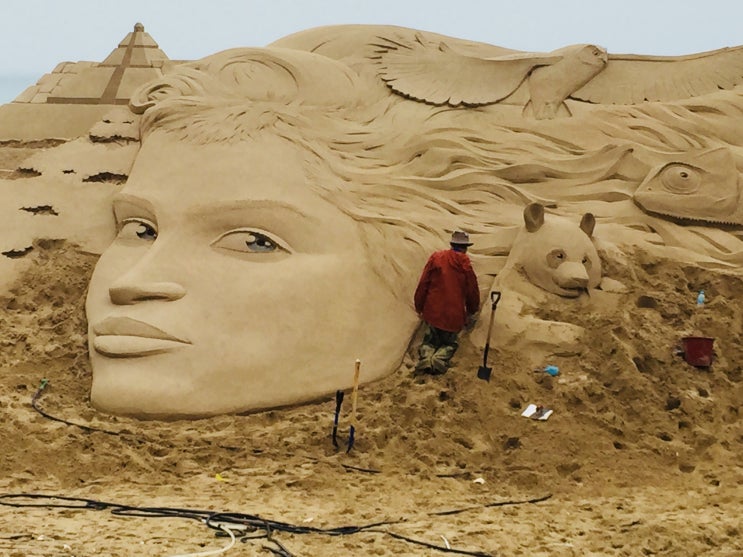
[414,230,480,374]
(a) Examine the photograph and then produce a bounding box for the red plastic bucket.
[682,336,714,367]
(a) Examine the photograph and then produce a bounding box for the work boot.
[415,359,433,374]
[416,342,436,373]
[430,345,455,374]
[430,352,451,374]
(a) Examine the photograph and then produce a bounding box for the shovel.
[331,389,344,449]
[346,359,361,453]
[477,291,502,382]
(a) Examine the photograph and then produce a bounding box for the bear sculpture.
[471,203,617,365]
[512,202,601,297]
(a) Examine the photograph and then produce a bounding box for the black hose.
[31,379,120,436]
[431,493,553,516]
[0,493,401,536]
[378,530,493,557]
[0,493,500,555]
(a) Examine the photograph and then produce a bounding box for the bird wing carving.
[376,34,560,106]
[572,46,743,104]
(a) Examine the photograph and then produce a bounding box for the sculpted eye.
[119,219,157,241]
[659,163,702,194]
[212,229,290,255]
[546,249,566,269]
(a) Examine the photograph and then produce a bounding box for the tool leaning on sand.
[347,359,361,453]
[331,389,344,448]
[331,360,362,452]
[477,291,502,382]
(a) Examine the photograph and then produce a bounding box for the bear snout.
[553,263,590,297]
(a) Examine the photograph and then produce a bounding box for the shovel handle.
[333,390,344,424]
[486,291,501,338]
[350,359,361,425]
[332,390,344,448]
[482,291,501,365]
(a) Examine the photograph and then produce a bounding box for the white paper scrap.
[521,403,553,420]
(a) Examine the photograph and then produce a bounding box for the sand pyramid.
[23,23,170,105]
[1,23,172,140]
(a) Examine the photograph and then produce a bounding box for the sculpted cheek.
[588,255,603,287]
[523,259,557,292]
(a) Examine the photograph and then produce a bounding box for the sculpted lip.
[551,280,587,298]
[92,316,190,357]
[93,316,186,341]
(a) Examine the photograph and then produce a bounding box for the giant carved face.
[85,131,417,418]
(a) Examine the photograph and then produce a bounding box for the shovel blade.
[477,365,492,382]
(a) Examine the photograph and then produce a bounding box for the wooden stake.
[347,359,361,452]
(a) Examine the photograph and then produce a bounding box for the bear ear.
[580,213,596,237]
[524,203,545,232]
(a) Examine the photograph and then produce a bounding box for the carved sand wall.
[273,25,743,271]
[5,24,743,418]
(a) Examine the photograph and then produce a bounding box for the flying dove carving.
[375,33,743,119]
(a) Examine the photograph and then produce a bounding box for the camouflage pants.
[416,324,459,374]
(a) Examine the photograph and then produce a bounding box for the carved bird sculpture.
[375,33,743,119]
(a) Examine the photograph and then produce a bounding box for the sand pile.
[1,240,741,556]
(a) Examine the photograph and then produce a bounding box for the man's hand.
[465,313,477,331]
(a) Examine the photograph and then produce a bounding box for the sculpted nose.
[109,282,186,305]
[557,262,589,288]
[562,276,589,289]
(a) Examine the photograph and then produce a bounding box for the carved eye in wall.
[633,147,742,224]
[212,229,291,258]
[118,219,158,242]
[659,163,702,194]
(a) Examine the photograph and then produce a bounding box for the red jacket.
[414,249,480,333]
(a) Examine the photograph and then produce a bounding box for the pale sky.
[1,0,742,76]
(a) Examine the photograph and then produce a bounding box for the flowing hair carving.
[129,46,743,291]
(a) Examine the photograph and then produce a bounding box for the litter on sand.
[544,365,560,376]
[533,365,559,376]
[521,404,553,420]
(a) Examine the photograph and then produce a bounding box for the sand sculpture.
[4,26,743,557]
[470,203,617,363]
[0,23,169,141]
[0,24,163,288]
[3,24,743,418]
[273,25,743,118]
[502,203,601,298]
[86,47,443,417]
[17,22,169,107]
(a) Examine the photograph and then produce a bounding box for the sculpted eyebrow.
[191,200,317,222]
[112,194,156,219]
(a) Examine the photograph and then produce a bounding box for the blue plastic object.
[696,290,705,306]
[544,365,560,376]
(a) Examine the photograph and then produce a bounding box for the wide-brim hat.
[450,230,473,246]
